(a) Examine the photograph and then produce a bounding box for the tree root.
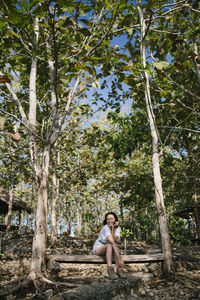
[0,277,34,298]
[0,274,59,298]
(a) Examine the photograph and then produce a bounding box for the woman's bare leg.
[112,243,124,268]
[112,244,126,278]
[106,244,113,267]
[94,244,113,267]
[95,244,118,279]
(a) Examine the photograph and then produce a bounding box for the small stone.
[179,290,185,296]
[49,296,64,300]
[6,296,16,300]
[138,286,146,295]
[130,289,134,295]
[45,289,53,297]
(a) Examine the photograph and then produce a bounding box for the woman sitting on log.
[92,212,126,280]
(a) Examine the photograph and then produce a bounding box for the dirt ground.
[0,231,200,299]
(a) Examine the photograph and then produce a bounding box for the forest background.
[0,0,199,280]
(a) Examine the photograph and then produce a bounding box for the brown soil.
[0,231,200,300]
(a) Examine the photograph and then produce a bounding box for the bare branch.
[0,139,29,157]
[162,71,200,100]
[149,28,180,35]
[159,126,200,134]
[176,99,200,117]
[0,108,44,141]
[17,32,32,54]
[87,13,117,56]
[147,50,200,100]
[0,71,28,124]
[153,1,187,14]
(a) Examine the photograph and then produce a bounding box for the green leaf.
[79,19,91,26]
[152,61,169,70]
[29,0,43,9]
[124,26,134,36]
[111,58,121,64]
[85,66,96,76]
[7,11,23,24]
[79,28,91,36]
[60,75,69,85]
[0,19,6,29]
[20,0,29,11]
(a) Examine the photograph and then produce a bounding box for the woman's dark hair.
[103,212,119,225]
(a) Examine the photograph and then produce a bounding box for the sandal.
[107,267,118,280]
[117,267,127,279]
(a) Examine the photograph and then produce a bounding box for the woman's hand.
[119,258,124,268]
[113,221,119,227]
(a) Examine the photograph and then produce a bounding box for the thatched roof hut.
[0,188,33,215]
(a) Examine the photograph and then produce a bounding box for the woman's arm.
[113,222,120,241]
[107,222,120,243]
[107,234,115,244]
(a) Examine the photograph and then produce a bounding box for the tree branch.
[0,71,28,125]
[87,12,117,56]
[0,108,44,141]
[161,71,200,100]
[159,126,200,134]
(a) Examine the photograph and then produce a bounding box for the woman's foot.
[107,267,118,280]
[117,267,127,279]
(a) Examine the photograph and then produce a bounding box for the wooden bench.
[47,253,164,264]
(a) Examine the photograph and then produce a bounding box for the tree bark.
[192,185,200,239]
[28,17,49,279]
[29,145,50,280]
[51,145,59,244]
[137,1,174,278]
[5,184,14,233]
[19,211,24,234]
[77,202,82,237]
[66,202,72,235]
[119,192,124,223]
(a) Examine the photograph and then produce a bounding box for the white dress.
[92,224,121,254]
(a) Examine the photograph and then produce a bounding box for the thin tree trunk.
[192,185,200,239]
[66,218,71,236]
[51,145,59,244]
[193,43,200,85]
[137,1,174,278]
[29,176,35,230]
[5,185,14,233]
[19,211,24,234]
[119,192,124,223]
[77,202,82,237]
[66,202,72,235]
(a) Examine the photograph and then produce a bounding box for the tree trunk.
[193,43,200,85]
[192,185,200,239]
[19,211,24,234]
[27,17,49,280]
[66,204,72,236]
[137,1,174,278]
[119,192,124,223]
[5,185,14,233]
[29,145,50,280]
[51,145,59,244]
[77,202,82,237]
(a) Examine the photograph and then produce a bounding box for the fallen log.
[47,253,164,264]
